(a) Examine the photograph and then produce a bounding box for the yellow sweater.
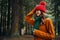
[25,9,55,40]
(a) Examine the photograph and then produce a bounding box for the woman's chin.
[36,15,40,16]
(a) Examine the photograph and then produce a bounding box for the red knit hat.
[35,1,46,13]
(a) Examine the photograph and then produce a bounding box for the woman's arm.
[25,9,35,25]
[33,18,55,39]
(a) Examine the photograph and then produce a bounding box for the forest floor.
[0,35,60,40]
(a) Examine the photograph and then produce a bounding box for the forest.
[0,0,60,37]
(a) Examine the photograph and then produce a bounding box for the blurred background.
[0,0,60,40]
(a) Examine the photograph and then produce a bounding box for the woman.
[25,1,55,40]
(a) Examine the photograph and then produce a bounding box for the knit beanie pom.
[39,1,46,6]
[34,1,46,13]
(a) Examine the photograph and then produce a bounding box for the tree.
[11,0,20,36]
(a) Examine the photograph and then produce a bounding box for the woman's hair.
[40,11,45,19]
[40,11,45,24]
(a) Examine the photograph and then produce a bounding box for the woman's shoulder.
[45,18,52,22]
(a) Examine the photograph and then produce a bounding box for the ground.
[0,35,60,40]
[0,35,33,40]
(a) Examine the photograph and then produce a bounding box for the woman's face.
[36,10,41,16]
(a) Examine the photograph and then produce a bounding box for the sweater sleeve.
[33,18,55,39]
[25,9,35,25]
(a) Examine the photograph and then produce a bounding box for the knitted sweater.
[25,9,55,40]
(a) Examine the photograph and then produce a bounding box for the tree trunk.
[11,0,20,36]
